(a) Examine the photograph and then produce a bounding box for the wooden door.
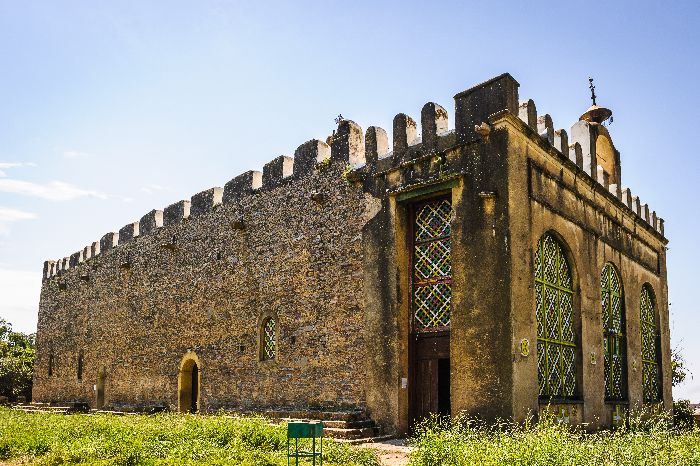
[410,332,450,427]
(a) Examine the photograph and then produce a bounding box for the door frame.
[406,195,453,428]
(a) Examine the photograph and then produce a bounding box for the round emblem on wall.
[520,338,530,357]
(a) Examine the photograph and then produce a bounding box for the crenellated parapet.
[41,73,666,281]
[513,94,663,237]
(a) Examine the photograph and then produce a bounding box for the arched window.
[601,263,627,401]
[48,352,54,377]
[640,285,661,402]
[261,318,276,361]
[535,233,576,399]
[77,351,84,380]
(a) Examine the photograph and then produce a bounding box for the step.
[323,426,381,440]
[331,419,376,429]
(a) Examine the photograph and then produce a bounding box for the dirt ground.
[360,438,412,466]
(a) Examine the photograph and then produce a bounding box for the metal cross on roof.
[588,77,597,106]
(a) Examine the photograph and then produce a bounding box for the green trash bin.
[287,421,323,466]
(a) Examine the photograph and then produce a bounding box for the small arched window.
[535,233,576,399]
[261,318,276,361]
[601,263,627,401]
[77,352,84,380]
[640,285,661,402]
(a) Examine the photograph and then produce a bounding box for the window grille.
[640,285,661,402]
[262,318,276,361]
[535,234,576,399]
[412,199,452,331]
[601,263,627,401]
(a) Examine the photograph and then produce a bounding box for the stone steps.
[271,412,383,441]
[12,401,89,413]
[323,426,382,440]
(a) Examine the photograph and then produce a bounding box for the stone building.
[33,73,671,435]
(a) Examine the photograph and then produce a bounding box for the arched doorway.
[178,352,201,413]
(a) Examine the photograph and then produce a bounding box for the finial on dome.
[580,77,613,124]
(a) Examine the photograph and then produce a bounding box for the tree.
[671,345,690,388]
[0,318,35,402]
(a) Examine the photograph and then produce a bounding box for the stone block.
[69,251,82,268]
[554,129,569,158]
[570,143,583,169]
[164,200,191,226]
[118,222,139,245]
[293,139,330,176]
[392,113,417,154]
[518,99,537,131]
[632,196,641,216]
[91,241,101,258]
[455,73,519,143]
[621,187,633,209]
[100,232,119,252]
[537,114,554,144]
[43,260,54,280]
[139,209,164,235]
[365,126,389,164]
[262,156,293,189]
[223,171,262,204]
[190,188,223,218]
[421,102,448,151]
[331,119,365,166]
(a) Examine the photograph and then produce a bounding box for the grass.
[0,408,380,465]
[5,407,700,465]
[408,412,700,466]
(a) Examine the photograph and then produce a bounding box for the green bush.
[409,412,700,466]
[674,399,696,430]
[0,408,379,465]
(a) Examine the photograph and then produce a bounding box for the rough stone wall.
[504,111,671,429]
[33,161,369,413]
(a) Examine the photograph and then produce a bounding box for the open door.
[410,333,451,426]
[178,353,201,413]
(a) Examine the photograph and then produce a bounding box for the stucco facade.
[33,73,670,435]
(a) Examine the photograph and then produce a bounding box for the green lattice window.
[602,263,627,401]
[641,285,661,403]
[412,199,452,331]
[535,234,576,399]
[261,318,276,361]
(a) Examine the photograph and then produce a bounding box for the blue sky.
[1,1,698,400]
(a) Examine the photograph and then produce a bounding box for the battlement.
[42,73,666,281]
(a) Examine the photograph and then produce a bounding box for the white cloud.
[0,207,37,235]
[0,269,41,333]
[0,207,37,222]
[0,162,37,177]
[0,178,107,201]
